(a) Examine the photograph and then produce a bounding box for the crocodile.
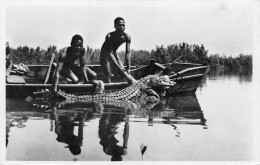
[26,74,176,108]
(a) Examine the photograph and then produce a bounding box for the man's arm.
[52,52,65,92]
[79,48,89,83]
[125,34,131,73]
[52,61,63,92]
[105,34,126,71]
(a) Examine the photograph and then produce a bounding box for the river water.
[6,70,256,161]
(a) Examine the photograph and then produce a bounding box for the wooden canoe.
[6,61,208,98]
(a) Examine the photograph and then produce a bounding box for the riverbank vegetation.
[8,42,252,72]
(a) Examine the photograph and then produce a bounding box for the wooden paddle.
[165,54,183,70]
[158,54,183,74]
[44,53,55,84]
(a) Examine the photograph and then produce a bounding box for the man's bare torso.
[60,47,85,67]
[101,31,130,53]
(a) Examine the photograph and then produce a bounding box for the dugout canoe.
[6,61,208,98]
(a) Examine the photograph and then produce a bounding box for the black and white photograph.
[2,0,260,163]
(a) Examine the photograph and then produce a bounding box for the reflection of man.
[98,113,129,161]
[50,106,87,155]
[55,116,83,155]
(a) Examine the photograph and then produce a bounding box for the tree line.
[8,42,252,71]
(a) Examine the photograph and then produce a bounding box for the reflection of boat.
[6,61,208,98]
[130,94,206,126]
[7,91,206,125]
[7,92,206,126]
[164,94,206,120]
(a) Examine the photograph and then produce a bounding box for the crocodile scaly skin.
[28,75,176,108]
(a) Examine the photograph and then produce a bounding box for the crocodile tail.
[57,90,72,100]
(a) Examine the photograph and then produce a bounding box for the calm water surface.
[6,70,254,161]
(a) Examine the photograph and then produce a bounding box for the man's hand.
[51,90,59,97]
[52,85,60,96]
[78,80,86,84]
[52,87,57,93]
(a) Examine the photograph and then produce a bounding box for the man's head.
[71,34,83,52]
[114,17,125,32]
[69,142,81,155]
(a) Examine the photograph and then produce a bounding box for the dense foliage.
[10,45,58,65]
[8,42,252,71]
[208,53,252,71]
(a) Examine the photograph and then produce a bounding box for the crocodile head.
[25,89,66,109]
[139,74,176,96]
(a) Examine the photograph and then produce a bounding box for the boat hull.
[6,62,208,98]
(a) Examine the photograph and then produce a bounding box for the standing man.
[52,34,97,93]
[100,17,136,83]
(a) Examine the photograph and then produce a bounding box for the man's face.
[115,20,125,32]
[72,40,83,53]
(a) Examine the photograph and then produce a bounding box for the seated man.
[100,17,136,84]
[52,34,97,93]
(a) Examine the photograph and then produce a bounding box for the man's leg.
[86,67,97,80]
[60,66,79,83]
[70,65,96,83]
[100,55,112,83]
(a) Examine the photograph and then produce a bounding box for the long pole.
[159,54,183,74]
[44,53,55,84]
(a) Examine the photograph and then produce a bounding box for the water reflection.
[99,113,129,161]
[208,69,252,83]
[6,99,96,155]
[6,112,28,147]
[6,93,206,161]
[50,105,93,155]
[130,94,206,126]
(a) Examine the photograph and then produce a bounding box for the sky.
[3,0,257,57]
